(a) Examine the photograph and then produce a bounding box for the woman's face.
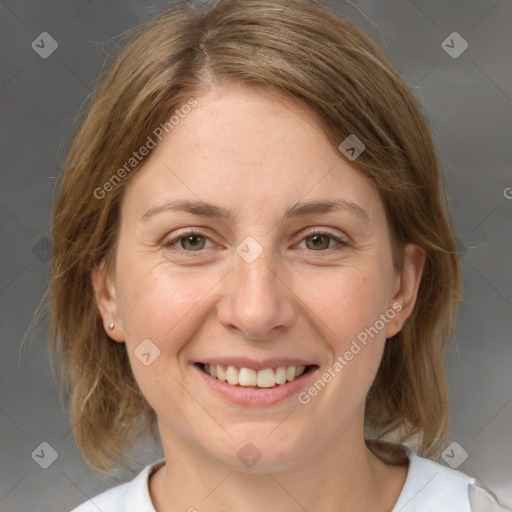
[93,82,423,471]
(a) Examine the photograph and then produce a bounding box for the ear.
[385,243,426,338]
[91,258,125,342]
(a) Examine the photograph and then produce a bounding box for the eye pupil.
[182,235,204,250]
[307,234,330,250]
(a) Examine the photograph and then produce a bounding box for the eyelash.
[162,229,349,256]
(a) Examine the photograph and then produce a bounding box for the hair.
[44,0,461,475]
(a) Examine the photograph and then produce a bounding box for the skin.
[92,82,425,512]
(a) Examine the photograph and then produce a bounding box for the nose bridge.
[233,231,281,290]
[217,236,295,340]
[236,242,279,298]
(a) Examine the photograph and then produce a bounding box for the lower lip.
[193,364,318,406]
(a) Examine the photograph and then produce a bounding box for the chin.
[199,425,311,473]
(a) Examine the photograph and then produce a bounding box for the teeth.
[275,366,287,385]
[238,367,257,386]
[226,365,239,385]
[256,368,276,388]
[216,365,226,382]
[203,364,308,388]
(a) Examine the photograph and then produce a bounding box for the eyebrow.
[140,198,369,223]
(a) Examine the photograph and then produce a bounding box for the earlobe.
[385,243,426,338]
[90,259,125,342]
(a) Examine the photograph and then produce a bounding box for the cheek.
[116,258,220,349]
[297,265,392,349]
[289,266,392,425]
[114,262,214,414]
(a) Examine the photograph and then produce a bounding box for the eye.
[163,230,213,252]
[299,230,348,251]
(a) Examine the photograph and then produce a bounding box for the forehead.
[121,83,384,225]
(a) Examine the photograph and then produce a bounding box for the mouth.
[195,362,318,389]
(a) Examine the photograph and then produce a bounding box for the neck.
[149,422,407,512]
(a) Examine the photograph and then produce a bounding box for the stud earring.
[108,322,115,330]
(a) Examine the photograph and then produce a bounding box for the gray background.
[1,0,511,510]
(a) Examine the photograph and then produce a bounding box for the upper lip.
[197,357,316,371]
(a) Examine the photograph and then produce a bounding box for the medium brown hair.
[45,0,461,474]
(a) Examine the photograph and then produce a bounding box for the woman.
[47,0,509,510]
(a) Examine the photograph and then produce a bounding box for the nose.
[216,244,297,341]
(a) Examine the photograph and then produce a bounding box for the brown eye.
[304,233,343,251]
[178,234,207,251]
[164,231,213,252]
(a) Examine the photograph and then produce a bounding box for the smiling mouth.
[196,363,317,388]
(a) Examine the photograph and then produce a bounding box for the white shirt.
[70,443,510,512]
